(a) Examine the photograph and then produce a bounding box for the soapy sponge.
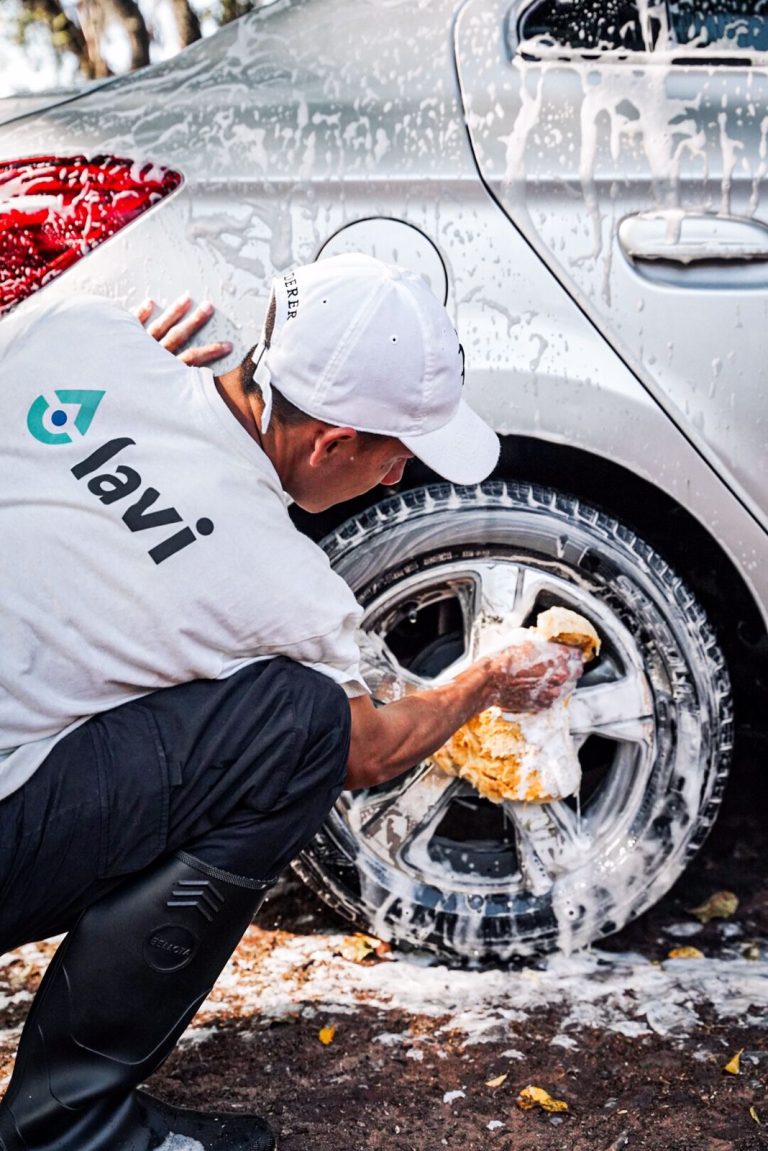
[431,607,600,804]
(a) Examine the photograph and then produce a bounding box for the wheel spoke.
[505,800,593,895]
[354,762,459,865]
[448,563,570,671]
[569,670,654,742]
[582,739,656,829]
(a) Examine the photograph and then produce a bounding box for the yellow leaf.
[723,1049,743,1075]
[750,1106,761,1125]
[318,1025,336,1046]
[335,933,391,963]
[689,891,739,924]
[485,1073,508,1088]
[517,1085,568,1113]
[667,946,705,960]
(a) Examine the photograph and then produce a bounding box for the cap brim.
[401,399,500,485]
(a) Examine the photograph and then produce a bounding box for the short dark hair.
[245,372,317,427]
[239,293,313,426]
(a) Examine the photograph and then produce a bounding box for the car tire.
[293,481,733,964]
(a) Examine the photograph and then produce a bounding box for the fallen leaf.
[750,1106,762,1125]
[485,1073,508,1088]
[318,1025,336,1046]
[517,1085,568,1113]
[335,933,392,963]
[667,946,705,960]
[336,934,375,962]
[689,891,739,924]
[723,1050,743,1075]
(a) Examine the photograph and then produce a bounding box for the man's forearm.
[345,637,584,791]
[345,659,493,790]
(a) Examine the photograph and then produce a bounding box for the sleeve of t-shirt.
[218,534,371,699]
[242,599,370,699]
[288,609,370,700]
[225,491,373,698]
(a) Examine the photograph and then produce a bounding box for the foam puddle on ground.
[206,927,768,1045]
[2,926,766,1090]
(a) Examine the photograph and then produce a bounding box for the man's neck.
[214,366,263,446]
[213,368,320,502]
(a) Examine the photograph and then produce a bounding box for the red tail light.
[0,155,182,315]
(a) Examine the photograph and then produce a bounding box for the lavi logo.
[27,390,105,445]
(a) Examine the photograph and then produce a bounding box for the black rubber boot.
[0,852,276,1151]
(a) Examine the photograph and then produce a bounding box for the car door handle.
[618,210,768,264]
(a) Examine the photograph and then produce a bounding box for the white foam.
[4,928,766,1084]
[154,1137,205,1151]
[190,928,768,1044]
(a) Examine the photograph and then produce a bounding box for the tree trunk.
[75,0,111,77]
[218,0,255,26]
[169,0,201,48]
[104,0,151,70]
[15,0,252,83]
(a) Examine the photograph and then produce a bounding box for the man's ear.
[309,426,358,469]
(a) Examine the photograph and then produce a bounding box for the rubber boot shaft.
[0,854,275,1150]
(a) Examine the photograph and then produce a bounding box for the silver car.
[1,0,765,963]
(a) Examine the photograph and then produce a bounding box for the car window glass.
[515,0,768,58]
[667,0,768,51]
[515,0,659,56]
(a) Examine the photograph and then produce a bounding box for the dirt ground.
[1,737,766,1151]
[157,729,768,1151]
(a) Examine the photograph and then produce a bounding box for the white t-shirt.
[0,295,367,800]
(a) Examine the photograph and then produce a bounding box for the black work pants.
[0,658,350,953]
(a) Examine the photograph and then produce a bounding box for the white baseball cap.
[251,252,500,485]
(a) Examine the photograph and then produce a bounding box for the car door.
[455,0,768,529]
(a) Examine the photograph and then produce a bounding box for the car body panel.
[0,0,767,630]
[455,0,768,531]
[0,90,87,127]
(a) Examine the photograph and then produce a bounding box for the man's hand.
[135,295,233,366]
[346,639,583,791]
[486,638,584,713]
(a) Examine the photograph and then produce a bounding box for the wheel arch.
[492,436,768,735]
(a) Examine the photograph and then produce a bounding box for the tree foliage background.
[3,0,262,89]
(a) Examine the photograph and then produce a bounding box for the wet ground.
[164,751,768,1151]
[1,735,766,1150]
